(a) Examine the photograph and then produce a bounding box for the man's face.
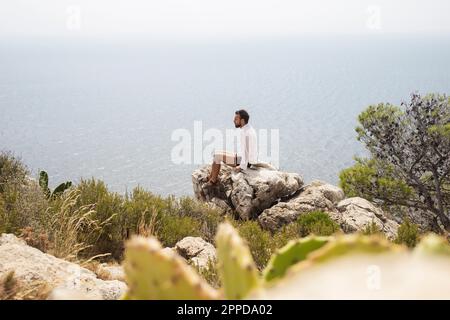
[234,114,243,128]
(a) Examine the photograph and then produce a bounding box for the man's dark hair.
[235,109,250,124]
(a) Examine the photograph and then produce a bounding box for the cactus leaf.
[123,236,220,300]
[250,234,450,299]
[263,236,329,282]
[215,222,260,299]
[51,181,72,198]
[304,234,401,265]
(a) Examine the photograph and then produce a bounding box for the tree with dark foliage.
[340,93,450,232]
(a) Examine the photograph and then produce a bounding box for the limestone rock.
[258,181,344,231]
[174,237,216,270]
[0,234,127,300]
[308,180,345,204]
[96,263,125,282]
[336,197,399,240]
[192,163,303,220]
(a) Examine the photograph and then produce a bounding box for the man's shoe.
[203,179,219,188]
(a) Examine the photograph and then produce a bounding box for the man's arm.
[249,129,258,164]
[239,132,249,170]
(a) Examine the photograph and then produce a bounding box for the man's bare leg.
[206,151,236,184]
[208,162,221,183]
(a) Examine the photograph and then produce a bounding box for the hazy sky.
[1,0,450,39]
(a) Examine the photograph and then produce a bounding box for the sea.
[1,35,449,196]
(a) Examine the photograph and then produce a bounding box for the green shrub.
[0,152,48,234]
[297,211,339,237]
[74,178,125,259]
[0,180,48,234]
[395,218,420,248]
[0,151,29,193]
[271,212,339,250]
[122,188,221,248]
[176,196,224,242]
[229,213,339,271]
[123,186,168,237]
[233,220,275,270]
[362,221,382,236]
[0,151,225,262]
[273,222,301,248]
[0,184,21,233]
[54,179,225,260]
[156,214,202,247]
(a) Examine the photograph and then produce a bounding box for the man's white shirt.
[239,123,258,170]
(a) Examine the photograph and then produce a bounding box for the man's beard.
[235,123,241,128]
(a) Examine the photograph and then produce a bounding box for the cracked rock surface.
[192,163,304,220]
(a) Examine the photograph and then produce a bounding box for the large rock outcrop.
[192,163,303,219]
[0,234,127,300]
[259,192,399,239]
[192,165,401,239]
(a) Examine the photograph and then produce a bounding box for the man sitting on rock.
[205,109,258,186]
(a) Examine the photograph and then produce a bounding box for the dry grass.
[19,226,50,252]
[0,271,51,300]
[46,188,114,262]
[0,271,17,300]
[137,207,159,237]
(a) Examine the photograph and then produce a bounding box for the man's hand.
[234,166,241,172]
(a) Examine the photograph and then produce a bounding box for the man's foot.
[203,178,219,187]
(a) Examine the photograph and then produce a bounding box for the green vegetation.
[0,151,48,234]
[263,236,329,282]
[0,151,28,193]
[362,220,382,236]
[123,222,450,300]
[3,150,342,287]
[340,93,450,232]
[395,218,420,248]
[231,220,274,270]
[123,236,219,300]
[227,211,339,271]
[1,120,448,296]
[215,222,261,299]
[0,151,301,267]
[0,151,216,260]
[339,157,414,203]
[296,210,340,237]
[38,170,72,199]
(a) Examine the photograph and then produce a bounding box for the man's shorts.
[213,151,251,168]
